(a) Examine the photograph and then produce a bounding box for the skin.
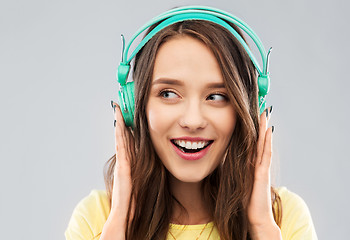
[105,35,281,239]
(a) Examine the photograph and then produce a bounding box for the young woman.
[65,6,317,240]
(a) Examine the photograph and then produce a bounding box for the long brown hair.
[104,19,282,240]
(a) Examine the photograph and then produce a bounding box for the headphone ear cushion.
[118,81,135,128]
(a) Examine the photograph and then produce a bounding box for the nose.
[178,99,208,131]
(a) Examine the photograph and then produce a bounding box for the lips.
[171,139,213,153]
[170,139,214,161]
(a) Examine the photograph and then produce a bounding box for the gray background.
[0,0,348,239]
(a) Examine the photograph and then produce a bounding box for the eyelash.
[157,89,228,102]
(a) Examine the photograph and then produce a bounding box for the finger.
[256,108,269,164]
[113,102,135,158]
[261,126,273,169]
[115,122,128,166]
[112,102,126,128]
[112,103,130,167]
[112,101,133,143]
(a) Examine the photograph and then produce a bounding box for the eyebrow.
[152,78,226,89]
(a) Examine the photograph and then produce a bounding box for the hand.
[110,101,135,226]
[100,102,135,240]
[247,107,281,239]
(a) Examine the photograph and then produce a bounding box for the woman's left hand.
[247,106,282,240]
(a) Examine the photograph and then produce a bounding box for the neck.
[169,175,212,225]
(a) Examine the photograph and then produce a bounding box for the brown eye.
[159,90,178,99]
[207,93,228,101]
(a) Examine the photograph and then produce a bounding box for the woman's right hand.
[100,101,135,240]
[110,101,135,219]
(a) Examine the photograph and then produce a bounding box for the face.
[146,35,237,183]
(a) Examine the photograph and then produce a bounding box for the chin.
[170,170,210,183]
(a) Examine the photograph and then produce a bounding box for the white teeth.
[178,140,186,148]
[198,142,204,148]
[192,142,198,149]
[173,140,210,150]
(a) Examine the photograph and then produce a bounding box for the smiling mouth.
[170,140,214,153]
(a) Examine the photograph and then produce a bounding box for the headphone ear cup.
[257,74,270,115]
[118,81,135,128]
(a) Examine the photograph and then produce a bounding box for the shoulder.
[275,186,318,240]
[65,190,110,240]
[276,186,309,213]
[74,189,110,216]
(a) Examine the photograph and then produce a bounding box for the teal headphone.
[117,5,272,128]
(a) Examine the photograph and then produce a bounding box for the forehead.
[152,35,224,86]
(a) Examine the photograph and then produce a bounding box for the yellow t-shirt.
[65,187,317,240]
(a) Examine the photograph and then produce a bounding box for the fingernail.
[269,105,273,114]
[111,100,116,113]
[114,119,116,128]
[272,125,275,133]
[265,108,269,118]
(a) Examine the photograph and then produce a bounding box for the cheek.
[210,107,237,139]
[146,100,177,136]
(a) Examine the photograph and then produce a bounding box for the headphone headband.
[119,6,270,83]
